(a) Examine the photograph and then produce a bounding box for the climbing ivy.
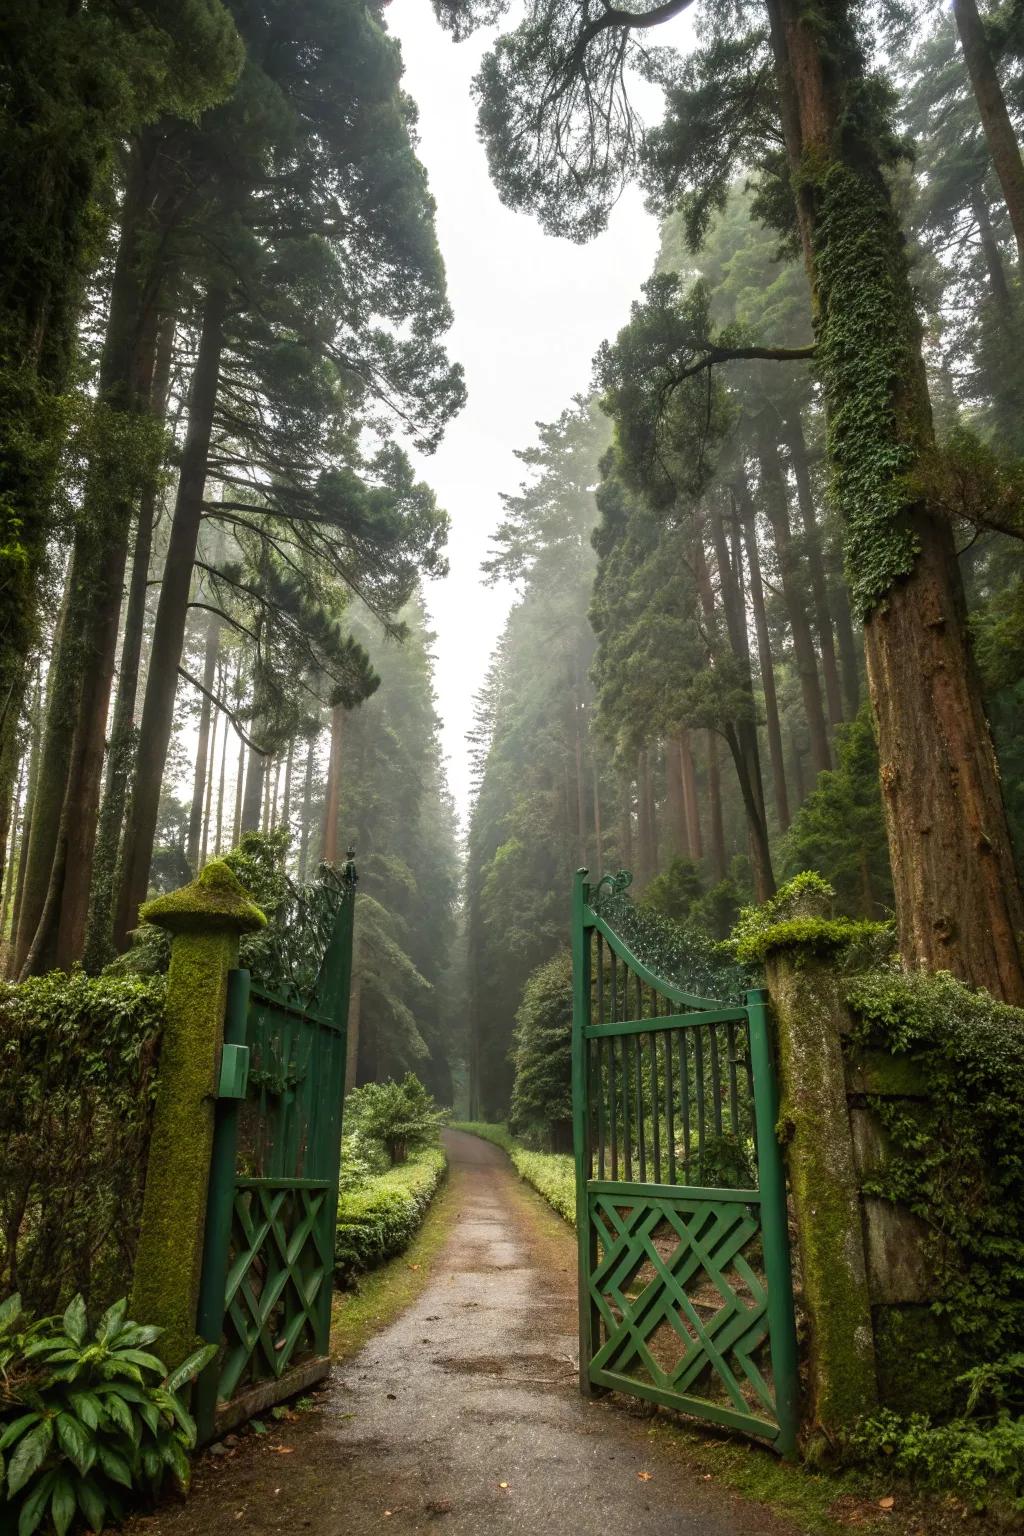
[813,158,924,616]
[846,969,1024,1369]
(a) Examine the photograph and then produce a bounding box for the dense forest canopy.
[5,0,1024,1121]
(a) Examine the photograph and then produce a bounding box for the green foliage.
[344,1074,444,1166]
[595,887,751,1002]
[0,1291,214,1534]
[781,705,893,918]
[846,969,1024,1368]
[849,1407,1024,1512]
[334,1147,446,1287]
[642,859,741,941]
[0,972,165,1314]
[509,951,573,1147]
[731,873,891,966]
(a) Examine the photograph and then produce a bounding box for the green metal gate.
[571,869,798,1453]
[195,860,357,1440]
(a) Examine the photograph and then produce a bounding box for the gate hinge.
[218,1043,250,1100]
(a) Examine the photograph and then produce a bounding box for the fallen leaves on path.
[637,1471,653,1482]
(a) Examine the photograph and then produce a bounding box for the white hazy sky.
[387,0,662,824]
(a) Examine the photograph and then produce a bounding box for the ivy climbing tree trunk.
[768,0,1024,1001]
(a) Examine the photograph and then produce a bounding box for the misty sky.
[387,0,662,823]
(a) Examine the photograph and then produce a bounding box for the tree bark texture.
[954,0,1024,266]
[114,284,229,951]
[738,480,790,832]
[784,411,844,726]
[768,0,1024,1000]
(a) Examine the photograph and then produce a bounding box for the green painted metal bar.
[195,967,251,1442]
[588,1368,780,1443]
[678,1029,691,1182]
[694,1026,706,1184]
[709,1022,724,1138]
[746,987,799,1456]
[571,868,597,1396]
[649,1030,661,1184]
[586,1178,761,1202]
[663,1027,676,1186]
[584,1007,747,1038]
[585,909,727,1011]
[234,1177,332,1190]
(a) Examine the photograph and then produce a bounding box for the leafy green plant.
[344,1074,444,1166]
[0,1291,214,1535]
[334,1147,447,1285]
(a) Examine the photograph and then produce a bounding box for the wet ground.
[132,1130,810,1535]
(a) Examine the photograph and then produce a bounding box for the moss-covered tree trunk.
[114,283,229,951]
[767,0,1024,1002]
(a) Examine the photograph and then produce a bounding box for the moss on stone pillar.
[736,874,881,1447]
[130,860,265,1365]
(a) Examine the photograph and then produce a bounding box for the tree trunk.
[784,411,844,726]
[619,786,634,872]
[298,740,315,882]
[769,0,1024,999]
[281,739,294,845]
[665,734,690,858]
[187,614,220,872]
[679,730,703,861]
[84,309,175,972]
[706,732,727,883]
[322,704,344,865]
[232,734,245,848]
[737,478,791,832]
[635,750,653,886]
[831,574,861,719]
[757,426,831,778]
[954,0,1024,266]
[22,137,179,974]
[6,676,41,975]
[240,744,265,834]
[592,760,603,871]
[200,685,218,868]
[113,283,228,950]
[214,703,229,857]
[700,504,774,884]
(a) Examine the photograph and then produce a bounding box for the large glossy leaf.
[0,1412,41,1452]
[166,1343,217,1395]
[95,1299,128,1345]
[62,1297,87,1347]
[50,1470,76,1536]
[74,1471,107,1533]
[96,1444,132,1489]
[112,1349,166,1375]
[101,1391,137,1445]
[16,1467,57,1536]
[54,1412,94,1476]
[0,1292,23,1331]
[7,1418,54,1496]
[67,1391,103,1430]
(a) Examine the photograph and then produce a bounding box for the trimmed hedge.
[449,1122,576,1225]
[334,1146,446,1287]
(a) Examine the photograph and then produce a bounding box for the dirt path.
[137,1130,811,1535]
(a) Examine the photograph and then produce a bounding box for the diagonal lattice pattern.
[217,1180,333,1401]
[588,1191,776,1424]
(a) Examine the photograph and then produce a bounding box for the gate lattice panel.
[571,869,798,1452]
[195,864,356,1439]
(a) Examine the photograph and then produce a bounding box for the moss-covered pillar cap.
[140,858,267,936]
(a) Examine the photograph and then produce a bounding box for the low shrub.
[849,1407,1024,1513]
[334,1147,446,1287]
[344,1074,445,1166]
[0,971,165,1314]
[449,1123,576,1225]
[0,1291,213,1534]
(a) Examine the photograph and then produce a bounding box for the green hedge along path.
[126,1129,811,1535]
